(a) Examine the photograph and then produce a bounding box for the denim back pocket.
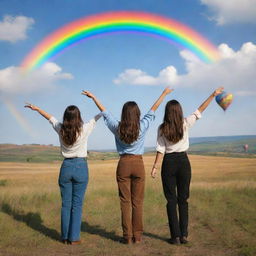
[59,160,73,184]
[73,160,88,183]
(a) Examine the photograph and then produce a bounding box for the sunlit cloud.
[0,62,73,95]
[113,66,178,86]
[113,42,256,96]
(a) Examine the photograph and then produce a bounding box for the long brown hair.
[159,100,184,143]
[60,105,83,146]
[118,101,141,144]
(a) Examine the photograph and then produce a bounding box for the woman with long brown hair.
[82,87,172,244]
[151,87,224,245]
[25,103,101,244]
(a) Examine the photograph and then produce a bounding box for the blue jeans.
[58,157,88,241]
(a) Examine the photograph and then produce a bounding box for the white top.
[156,109,202,154]
[49,114,102,158]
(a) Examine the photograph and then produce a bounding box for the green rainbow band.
[21,12,220,70]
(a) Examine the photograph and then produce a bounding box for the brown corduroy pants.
[116,154,145,240]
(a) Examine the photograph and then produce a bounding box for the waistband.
[165,152,187,156]
[164,151,187,157]
[119,154,142,159]
[64,157,86,161]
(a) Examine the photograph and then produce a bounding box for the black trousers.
[161,152,191,238]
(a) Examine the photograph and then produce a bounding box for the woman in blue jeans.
[25,103,101,244]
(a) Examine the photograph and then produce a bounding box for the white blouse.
[49,113,102,158]
[156,109,202,154]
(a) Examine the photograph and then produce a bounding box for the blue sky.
[0,0,256,150]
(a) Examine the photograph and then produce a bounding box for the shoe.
[119,237,132,244]
[180,236,188,244]
[168,237,181,245]
[69,240,81,245]
[61,239,68,244]
[133,237,142,244]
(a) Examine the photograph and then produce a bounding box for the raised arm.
[82,91,106,112]
[24,103,52,120]
[150,87,173,112]
[198,87,224,113]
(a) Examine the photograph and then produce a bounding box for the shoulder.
[185,109,202,120]
[141,110,155,123]
[49,116,62,127]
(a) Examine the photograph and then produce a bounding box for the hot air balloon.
[243,144,249,152]
[215,91,233,111]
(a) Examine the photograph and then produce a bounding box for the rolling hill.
[0,135,255,162]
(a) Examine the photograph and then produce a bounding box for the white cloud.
[0,62,73,95]
[114,66,178,86]
[113,42,256,96]
[179,42,256,95]
[200,0,256,25]
[0,15,34,42]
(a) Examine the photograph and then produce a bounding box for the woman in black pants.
[151,87,223,244]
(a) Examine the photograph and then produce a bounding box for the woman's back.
[156,109,202,154]
[102,109,155,155]
[49,114,101,158]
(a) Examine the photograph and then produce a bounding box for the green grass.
[189,137,256,154]
[190,188,256,256]
[0,144,63,162]
[0,180,7,186]
[0,144,119,162]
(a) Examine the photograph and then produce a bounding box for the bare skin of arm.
[198,87,224,113]
[24,103,52,120]
[151,151,164,178]
[81,91,106,112]
[151,86,224,178]
[150,87,174,112]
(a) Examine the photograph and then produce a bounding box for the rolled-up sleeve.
[185,109,202,129]
[102,110,119,134]
[140,110,156,132]
[156,127,166,154]
[49,116,61,133]
[86,113,102,135]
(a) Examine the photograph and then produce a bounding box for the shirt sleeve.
[85,113,103,135]
[185,109,202,129]
[102,110,119,134]
[49,116,61,134]
[140,110,156,132]
[156,127,166,154]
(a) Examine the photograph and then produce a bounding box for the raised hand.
[81,90,105,112]
[24,103,51,120]
[163,87,174,95]
[150,87,174,112]
[198,87,225,113]
[24,103,39,111]
[81,90,95,99]
[213,87,224,96]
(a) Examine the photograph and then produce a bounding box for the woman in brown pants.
[82,88,172,244]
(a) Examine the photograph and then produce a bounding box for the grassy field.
[0,155,255,256]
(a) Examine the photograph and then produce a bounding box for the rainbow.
[2,98,35,136]
[21,11,220,70]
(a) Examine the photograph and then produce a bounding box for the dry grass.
[0,155,255,256]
